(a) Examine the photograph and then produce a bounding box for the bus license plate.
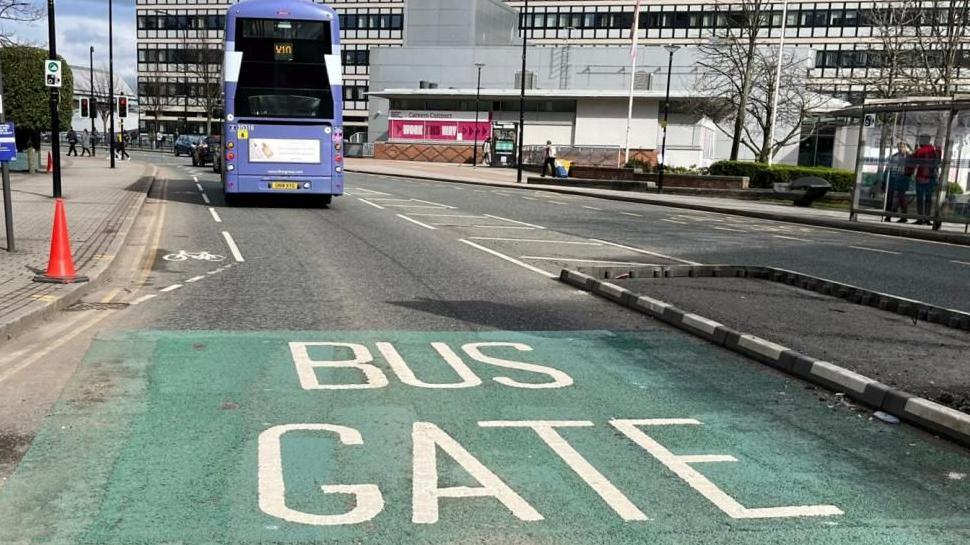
[270,182,299,190]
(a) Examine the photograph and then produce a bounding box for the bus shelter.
[824,96,970,231]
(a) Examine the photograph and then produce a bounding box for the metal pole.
[624,1,642,165]
[108,0,116,169]
[658,46,677,194]
[766,0,789,166]
[516,0,528,183]
[473,63,483,167]
[47,0,62,197]
[89,46,96,156]
[0,59,14,251]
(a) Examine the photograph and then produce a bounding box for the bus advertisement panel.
[222,0,344,204]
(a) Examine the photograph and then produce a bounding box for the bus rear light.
[334,142,342,151]
[227,151,235,161]
[227,141,235,149]
[303,182,311,189]
[335,166,342,173]
[335,154,343,163]
[227,164,235,172]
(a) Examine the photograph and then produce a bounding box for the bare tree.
[183,41,222,135]
[0,0,42,46]
[138,75,168,144]
[697,0,771,160]
[91,65,116,137]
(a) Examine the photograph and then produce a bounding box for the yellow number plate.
[270,182,299,190]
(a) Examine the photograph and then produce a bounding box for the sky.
[4,0,138,88]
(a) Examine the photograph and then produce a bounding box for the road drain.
[65,302,131,311]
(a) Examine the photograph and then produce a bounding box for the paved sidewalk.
[0,156,155,342]
[346,158,970,244]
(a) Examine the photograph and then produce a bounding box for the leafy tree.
[0,46,74,150]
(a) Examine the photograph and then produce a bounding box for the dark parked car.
[174,134,203,157]
[192,135,220,167]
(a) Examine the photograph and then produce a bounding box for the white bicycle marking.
[162,250,227,262]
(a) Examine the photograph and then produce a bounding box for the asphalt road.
[0,155,967,545]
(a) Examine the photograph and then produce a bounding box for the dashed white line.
[208,207,222,223]
[130,294,158,305]
[411,198,457,209]
[521,256,655,266]
[467,237,603,245]
[582,205,603,211]
[469,225,537,230]
[713,226,746,233]
[222,231,245,262]
[661,219,688,225]
[849,245,901,255]
[522,196,539,201]
[546,201,569,206]
[196,182,204,191]
[458,239,556,278]
[343,190,355,196]
[358,198,386,209]
[620,212,643,217]
[201,192,211,204]
[589,239,702,266]
[773,235,812,242]
[407,214,484,218]
[397,214,438,230]
[952,260,970,266]
[160,284,183,293]
[192,176,199,183]
[185,275,206,283]
[483,214,547,229]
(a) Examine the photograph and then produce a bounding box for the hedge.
[708,161,856,192]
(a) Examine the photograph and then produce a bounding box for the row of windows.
[338,13,403,30]
[138,48,222,64]
[343,49,370,66]
[344,85,369,102]
[520,5,967,31]
[814,48,970,69]
[138,81,220,98]
[138,14,225,30]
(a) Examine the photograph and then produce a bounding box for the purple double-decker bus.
[221,0,344,205]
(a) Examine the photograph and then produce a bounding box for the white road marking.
[354,187,392,196]
[201,192,211,204]
[358,198,386,209]
[582,205,603,211]
[522,196,539,201]
[196,182,203,191]
[369,198,417,202]
[713,226,746,232]
[130,294,158,305]
[773,235,812,242]
[849,245,900,255]
[662,219,688,225]
[521,256,654,266]
[208,207,222,223]
[342,190,355,196]
[469,225,537,230]
[386,204,452,209]
[589,239,701,266]
[611,419,843,519]
[222,231,245,262]
[546,201,569,206]
[479,421,648,521]
[952,260,970,266]
[397,214,438,230]
[483,214,547,229]
[160,284,183,293]
[407,214,484,218]
[459,239,556,278]
[467,237,603,246]
[185,275,206,283]
[412,198,458,209]
[620,212,643,217]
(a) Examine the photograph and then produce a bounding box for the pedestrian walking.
[482,137,492,166]
[80,129,92,157]
[116,132,130,161]
[541,140,557,177]
[910,134,940,225]
[90,130,97,157]
[66,129,79,156]
[884,142,913,223]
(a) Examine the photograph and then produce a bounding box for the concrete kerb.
[0,165,158,346]
[345,165,970,246]
[559,268,970,447]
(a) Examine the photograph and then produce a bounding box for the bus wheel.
[224,192,237,206]
[316,195,332,208]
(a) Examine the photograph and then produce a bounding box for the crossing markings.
[590,239,701,266]
[849,245,901,255]
[459,239,557,278]
[397,214,438,230]
[483,214,546,230]
[358,198,386,210]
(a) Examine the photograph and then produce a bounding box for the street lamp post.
[108,0,116,169]
[657,45,680,195]
[516,0,529,184]
[473,63,484,167]
[89,46,96,156]
[767,0,790,166]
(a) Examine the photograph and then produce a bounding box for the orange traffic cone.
[46,151,53,173]
[33,198,89,284]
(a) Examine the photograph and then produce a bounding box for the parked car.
[192,135,220,167]
[210,140,223,173]
[174,134,203,157]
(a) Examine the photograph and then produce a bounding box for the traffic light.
[80,98,89,118]
[89,98,97,119]
[118,96,128,119]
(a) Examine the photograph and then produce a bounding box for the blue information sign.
[0,122,15,163]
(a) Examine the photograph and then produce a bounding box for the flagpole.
[623,1,641,166]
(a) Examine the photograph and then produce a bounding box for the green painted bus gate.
[1,331,967,544]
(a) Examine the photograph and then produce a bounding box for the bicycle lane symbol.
[162,250,227,263]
